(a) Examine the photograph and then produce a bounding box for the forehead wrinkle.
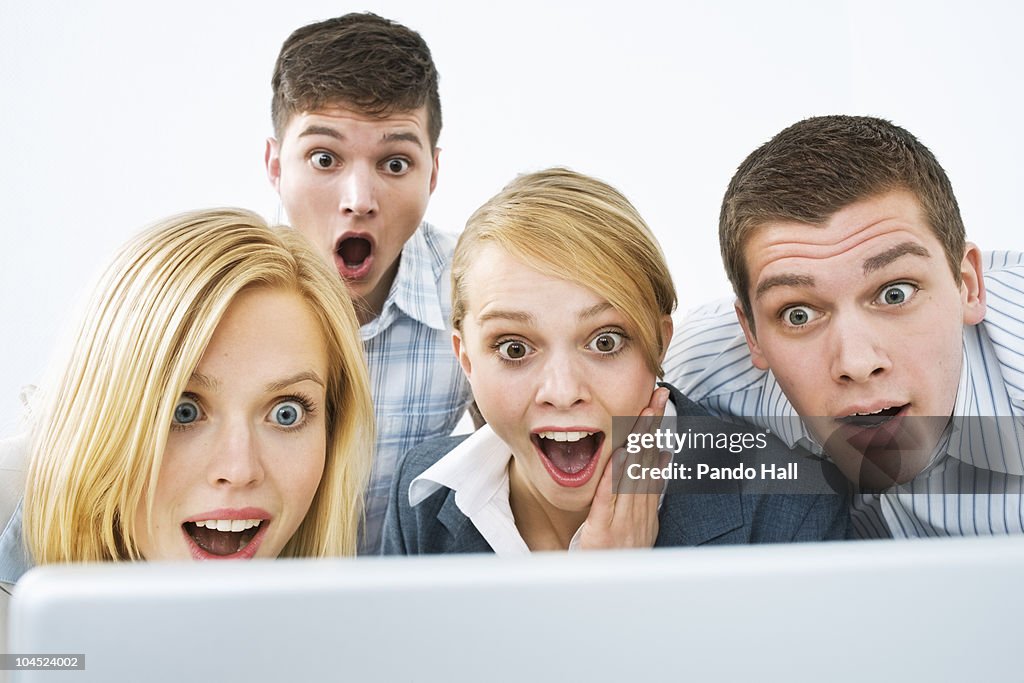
[757,209,907,265]
[755,274,815,300]
[862,242,931,274]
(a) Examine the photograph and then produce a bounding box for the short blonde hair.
[25,208,374,563]
[452,168,676,375]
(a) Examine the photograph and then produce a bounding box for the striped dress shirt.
[358,222,472,554]
[663,251,1024,538]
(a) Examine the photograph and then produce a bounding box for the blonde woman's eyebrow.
[264,372,326,393]
[476,309,535,325]
[187,372,221,392]
[577,302,614,321]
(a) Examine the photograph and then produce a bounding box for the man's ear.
[658,314,674,364]
[960,242,987,325]
[429,147,440,194]
[735,302,770,370]
[265,138,282,192]
[452,329,471,379]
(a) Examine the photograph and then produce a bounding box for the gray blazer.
[382,384,848,554]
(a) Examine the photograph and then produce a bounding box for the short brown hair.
[271,13,442,147]
[453,168,677,377]
[720,115,965,324]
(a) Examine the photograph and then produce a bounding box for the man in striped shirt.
[664,115,1024,538]
[265,14,471,554]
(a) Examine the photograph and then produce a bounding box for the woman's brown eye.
[498,340,532,360]
[588,332,623,354]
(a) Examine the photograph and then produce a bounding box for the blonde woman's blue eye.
[780,305,819,327]
[272,401,305,426]
[587,332,624,354]
[877,283,917,306]
[497,340,531,360]
[173,398,201,425]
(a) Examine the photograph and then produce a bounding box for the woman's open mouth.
[531,429,605,487]
[181,517,270,560]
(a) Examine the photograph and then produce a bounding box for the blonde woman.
[0,209,373,606]
[383,168,847,554]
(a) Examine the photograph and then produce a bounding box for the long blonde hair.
[25,208,373,563]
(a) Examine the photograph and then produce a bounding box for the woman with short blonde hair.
[451,167,676,376]
[384,168,847,555]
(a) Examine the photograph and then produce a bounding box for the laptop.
[8,535,1024,682]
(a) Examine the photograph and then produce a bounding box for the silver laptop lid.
[9,536,1024,682]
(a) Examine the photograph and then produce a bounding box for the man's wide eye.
[384,157,410,174]
[779,305,819,327]
[877,283,917,306]
[311,151,336,169]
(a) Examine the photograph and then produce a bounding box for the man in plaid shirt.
[265,13,472,554]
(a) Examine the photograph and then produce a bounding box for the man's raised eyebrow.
[476,310,535,325]
[382,132,424,148]
[862,242,931,274]
[264,372,325,393]
[755,274,815,300]
[298,125,344,141]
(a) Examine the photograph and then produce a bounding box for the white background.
[1,0,1021,435]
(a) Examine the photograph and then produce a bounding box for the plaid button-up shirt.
[358,222,472,554]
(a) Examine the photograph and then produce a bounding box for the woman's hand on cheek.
[578,387,670,550]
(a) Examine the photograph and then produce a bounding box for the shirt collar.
[361,223,448,339]
[410,425,529,554]
[945,344,1024,475]
[757,371,820,455]
[410,426,512,514]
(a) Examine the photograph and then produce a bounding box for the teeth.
[192,519,262,532]
[537,430,595,442]
[852,407,893,417]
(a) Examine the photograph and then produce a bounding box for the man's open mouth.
[827,404,928,488]
[335,236,373,278]
[182,518,267,558]
[837,404,908,428]
[531,430,604,487]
